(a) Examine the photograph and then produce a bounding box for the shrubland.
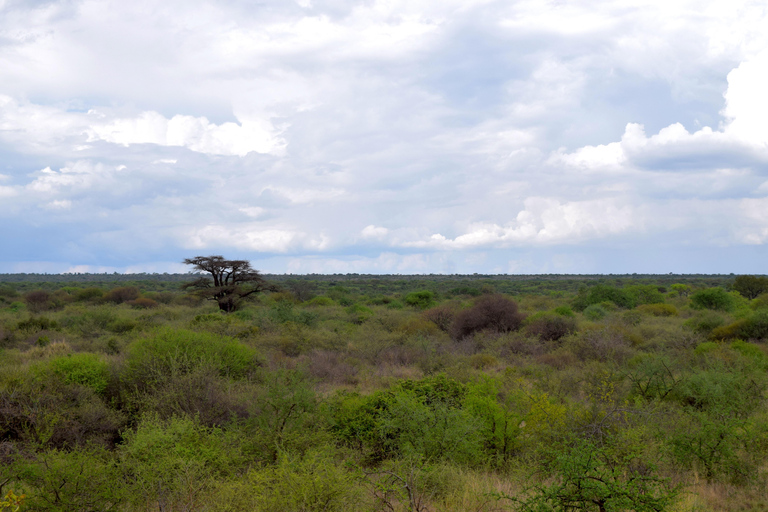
[0,273,767,511]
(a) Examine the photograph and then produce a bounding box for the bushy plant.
[582,304,607,321]
[635,303,678,316]
[404,291,436,310]
[46,353,111,395]
[525,312,577,341]
[690,287,735,312]
[123,328,262,390]
[451,294,525,340]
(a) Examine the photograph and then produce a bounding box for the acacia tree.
[182,256,273,312]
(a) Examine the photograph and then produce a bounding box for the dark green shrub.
[625,284,665,306]
[636,303,678,316]
[690,287,735,311]
[572,284,634,311]
[733,275,768,300]
[17,316,60,333]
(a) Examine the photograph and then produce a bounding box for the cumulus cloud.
[405,197,636,249]
[0,96,284,156]
[2,0,768,273]
[184,224,330,253]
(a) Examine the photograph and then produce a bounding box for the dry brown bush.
[307,349,358,385]
[24,290,52,312]
[103,286,140,304]
[451,294,526,340]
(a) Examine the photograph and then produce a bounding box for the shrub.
[690,287,734,311]
[451,294,525,340]
[711,311,768,341]
[74,287,104,302]
[127,297,158,309]
[636,303,678,317]
[553,305,575,317]
[684,311,726,334]
[47,353,111,395]
[625,284,665,306]
[572,284,634,311]
[24,290,52,313]
[582,304,607,321]
[103,286,140,304]
[733,275,768,300]
[306,296,335,306]
[526,312,577,341]
[423,304,455,332]
[124,328,262,390]
[404,291,436,310]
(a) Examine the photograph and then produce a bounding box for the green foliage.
[124,328,262,388]
[582,304,607,321]
[306,295,335,306]
[11,446,125,512]
[671,283,691,297]
[46,353,111,395]
[572,284,634,311]
[669,366,767,482]
[329,375,505,466]
[625,284,665,306]
[553,305,575,317]
[635,303,678,317]
[732,275,768,300]
[711,310,768,341]
[690,287,735,311]
[248,368,320,461]
[213,450,360,512]
[509,437,677,512]
[683,310,726,335]
[119,415,245,510]
[404,290,436,310]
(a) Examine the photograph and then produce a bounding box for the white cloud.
[43,199,73,210]
[87,111,286,156]
[406,197,636,249]
[184,224,330,253]
[361,224,389,239]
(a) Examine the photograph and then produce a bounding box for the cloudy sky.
[1,0,767,274]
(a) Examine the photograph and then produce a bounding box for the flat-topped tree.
[183,256,273,312]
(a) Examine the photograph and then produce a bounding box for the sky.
[1,0,767,275]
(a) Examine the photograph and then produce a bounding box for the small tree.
[182,256,273,312]
[733,275,768,300]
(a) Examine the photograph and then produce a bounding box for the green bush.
[684,311,726,335]
[404,291,436,310]
[124,328,262,389]
[690,287,735,312]
[47,353,111,395]
[582,304,607,321]
[636,303,678,316]
[572,284,634,311]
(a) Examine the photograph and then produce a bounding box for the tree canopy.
[182,256,272,312]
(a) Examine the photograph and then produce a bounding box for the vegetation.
[0,271,767,511]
